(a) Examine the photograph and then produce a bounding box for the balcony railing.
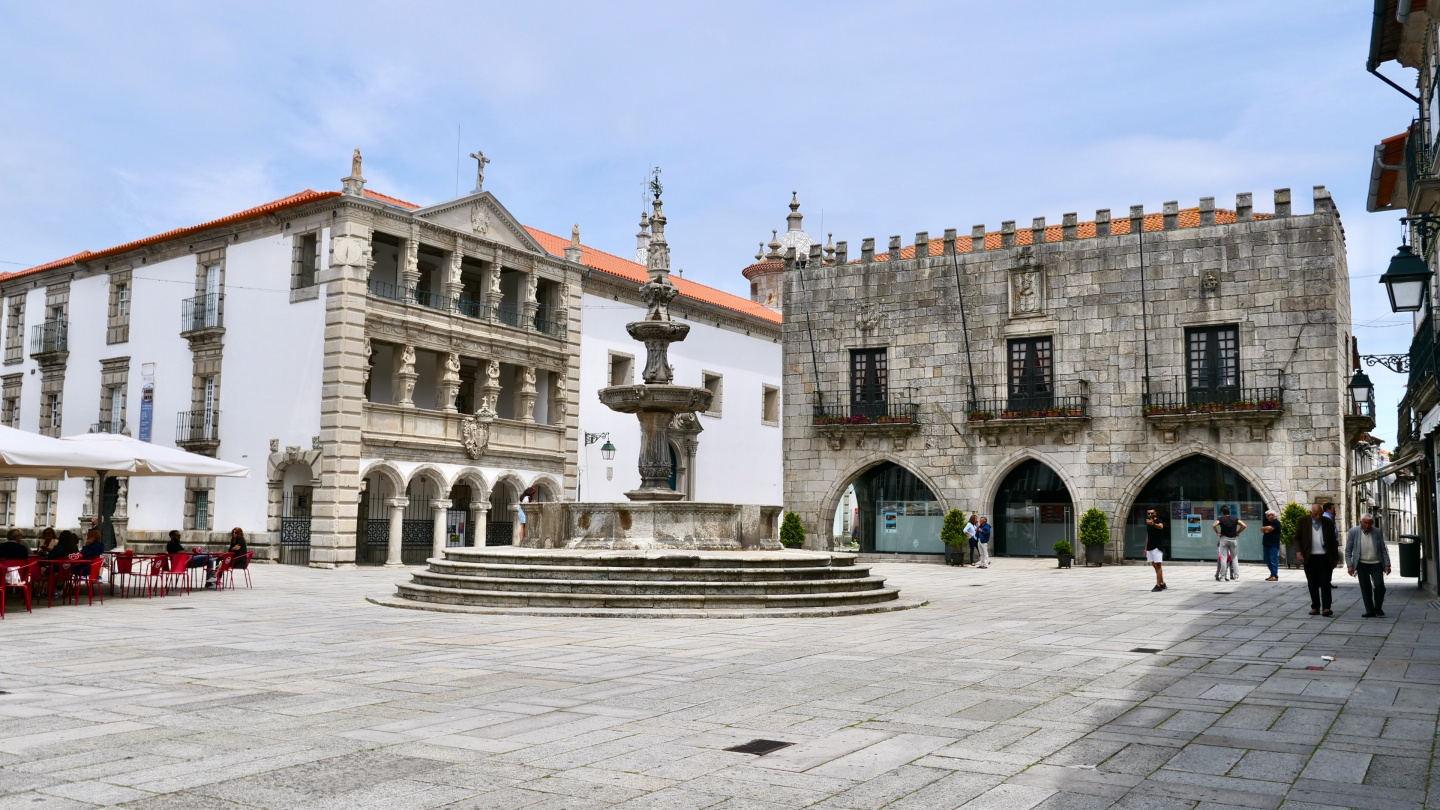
[90,420,125,434]
[812,397,918,426]
[1410,313,1435,394]
[1349,393,1376,422]
[1142,385,1284,417]
[29,321,66,355]
[365,279,563,337]
[181,293,224,333]
[1406,118,1431,204]
[176,410,220,444]
[1399,388,1418,446]
[966,380,1089,421]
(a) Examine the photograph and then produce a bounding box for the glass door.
[1007,337,1053,413]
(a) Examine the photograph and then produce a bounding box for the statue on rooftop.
[351,148,363,179]
[469,150,491,191]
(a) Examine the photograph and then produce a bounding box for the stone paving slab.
[0,559,1435,809]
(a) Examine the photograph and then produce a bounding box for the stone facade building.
[782,187,1364,562]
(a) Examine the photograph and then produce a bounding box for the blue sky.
[0,2,1416,442]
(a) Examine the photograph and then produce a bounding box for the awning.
[1352,452,1424,485]
[1367,130,1411,212]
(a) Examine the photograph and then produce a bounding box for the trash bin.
[1399,534,1421,579]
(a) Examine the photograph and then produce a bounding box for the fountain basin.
[521,502,782,550]
[598,384,712,414]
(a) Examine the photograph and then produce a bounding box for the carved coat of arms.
[1010,268,1044,317]
[470,205,490,236]
[462,415,491,459]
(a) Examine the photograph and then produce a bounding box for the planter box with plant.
[1054,539,1074,569]
[1279,501,1306,568]
[779,511,806,549]
[1078,507,1108,566]
[940,508,968,565]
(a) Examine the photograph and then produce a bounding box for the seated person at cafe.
[0,528,28,559]
[36,526,57,556]
[228,528,248,569]
[166,530,184,555]
[46,530,80,560]
[76,529,104,575]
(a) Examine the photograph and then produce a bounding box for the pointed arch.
[979,448,1083,521]
[1114,443,1282,534]
[816,452,950,551]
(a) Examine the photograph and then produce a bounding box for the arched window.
[1124,456,1266,561]
[992,460,1072,557]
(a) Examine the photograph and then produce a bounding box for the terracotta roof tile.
[525,227,781,325]
[873,208,1273,261]
[1375,130,1409,210]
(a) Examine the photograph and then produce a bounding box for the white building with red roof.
[0,154,781,565]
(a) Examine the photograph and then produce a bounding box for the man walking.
[1143,508,1167,592]
[1212,505,1245,581]
[1260,509,1282,581]
[1345,514,1392,618]
[1296,502,1340,617]
[964,514,979,566]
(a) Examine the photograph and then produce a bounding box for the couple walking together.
[1295,504,1391,618]
[963,514,990,568]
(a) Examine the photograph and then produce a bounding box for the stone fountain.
[374,184,918,616]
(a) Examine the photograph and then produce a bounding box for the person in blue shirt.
[1260,509,1282,581]
[975,516,992,568]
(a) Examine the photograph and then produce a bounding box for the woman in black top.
[227,527,248,569]
[46,530,79,560]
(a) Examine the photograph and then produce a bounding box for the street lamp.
[1378,244,1433,313]
[600,440,616,461]
[1349,369,1374,405]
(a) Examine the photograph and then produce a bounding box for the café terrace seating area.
[1,548,254,618]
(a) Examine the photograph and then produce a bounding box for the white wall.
[0,221,328,534]
[577,291,781,505]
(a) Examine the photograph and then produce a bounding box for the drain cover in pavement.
[164,607,195,610]
[725,739,794,755]
[1130,647,1163,654]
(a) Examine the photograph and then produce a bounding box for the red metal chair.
[69,556,104,606]
[161,552,193,596]
[1,560,37,617]
[217,552,253,590]
[110,551,139,597]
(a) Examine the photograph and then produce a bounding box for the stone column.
[683,438,699,501]
[469,504,488,547]
[400,236,420,291]
[444,249,464,302]
[522,269,539,330]
[517,366,537,423]
[430,498,452,560]
[439,352,461,413]
[309,216,371,569]
[480,359,501,415]
[395,344,417,408]
[385,497,408,567]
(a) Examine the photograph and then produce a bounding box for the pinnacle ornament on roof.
[633,211,651,265]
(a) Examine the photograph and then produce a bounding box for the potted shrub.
[1054,539,1074,569]
[779,511,806,549]
[940,508,968,565]
[1078,507,1109,566]
[1280,501,1306,568]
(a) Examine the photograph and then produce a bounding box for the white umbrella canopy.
[59,433,250,478]
[0,425,137,478]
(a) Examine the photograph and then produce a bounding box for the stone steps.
[394,580,906,610]
[410,571,889,595]
[426,561,873,582]
[381,547,918,618]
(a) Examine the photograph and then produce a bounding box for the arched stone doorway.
[831,461,943,555]
[1124,455,1267,562]
[992,459,1073,557]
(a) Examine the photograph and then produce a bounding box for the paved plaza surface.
[0,559,1437,810]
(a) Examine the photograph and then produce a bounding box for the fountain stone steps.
[377,546,923,618]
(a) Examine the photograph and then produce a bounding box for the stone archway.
[988,457,1074,558]
[817,456,950,554]
[1117,450,1277,562]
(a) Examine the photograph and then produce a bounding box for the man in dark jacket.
[0,528,28,559]
[1295,502,1341,616]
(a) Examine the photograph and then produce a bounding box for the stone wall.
[781,187,1350,559]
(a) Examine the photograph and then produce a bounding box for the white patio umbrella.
[60,433,251,478]
[59,433,250,538]
[0,425,137,478]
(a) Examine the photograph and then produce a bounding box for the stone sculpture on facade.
[468,149,490,192]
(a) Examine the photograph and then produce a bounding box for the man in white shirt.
[1345,513,1392,618]
[1295,502,1339,617]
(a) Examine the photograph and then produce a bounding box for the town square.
[1,2,1438,808]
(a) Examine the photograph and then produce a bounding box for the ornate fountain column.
[597,184,712,502]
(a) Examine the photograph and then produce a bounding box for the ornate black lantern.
[1378,244,1433,312]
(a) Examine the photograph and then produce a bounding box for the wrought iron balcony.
[365,280,563,338]
[812,397,918,427]
[1409,312,1436,396]
[495,304,524,329]
[533,314,565,338]
[29,321,66,356]
[1142,383,1284,418]
[90,420,125,434]
[455,296,491,320]
[181,293,224,334]
[967,381,1089,422]
[367,278,407,302]
[176,410,220,450]
[411,288,450,311]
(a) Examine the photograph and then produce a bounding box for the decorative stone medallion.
[470,204,490,236]
[462,415,492,459]
[1010,267,1044,317]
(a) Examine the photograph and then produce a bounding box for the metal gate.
[280,490,312,566]
[487,486,514,546]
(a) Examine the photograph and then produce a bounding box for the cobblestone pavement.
[0,558,1436,810]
